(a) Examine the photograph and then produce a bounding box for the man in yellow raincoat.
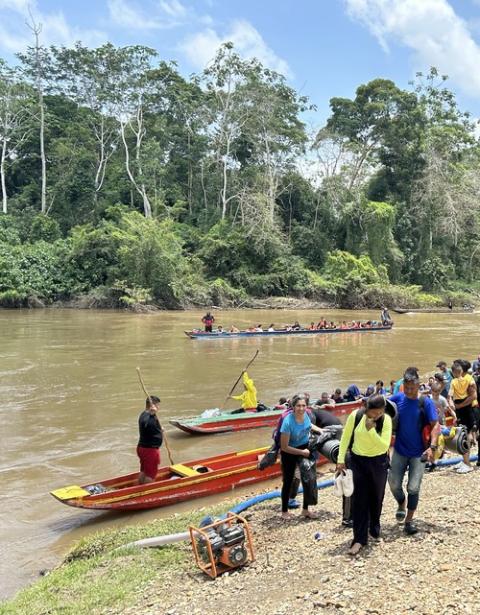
[230,371,258,412]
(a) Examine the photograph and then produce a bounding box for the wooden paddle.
[222,349,259,409]
[136,367,174,465]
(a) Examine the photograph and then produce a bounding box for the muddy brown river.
[1,307,478,599]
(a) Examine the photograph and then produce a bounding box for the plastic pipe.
[122,532,190,549]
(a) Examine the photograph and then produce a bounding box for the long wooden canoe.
[184,324,392,339]
[169,400,363,435]
[50,446,330,512]
[392,307,473,314]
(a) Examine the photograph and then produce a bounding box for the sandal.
[348,542,363,556]
[301,511,320,519]
[395,507,406,522]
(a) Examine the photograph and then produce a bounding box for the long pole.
[136,367,174,466]
[223,350,259,408]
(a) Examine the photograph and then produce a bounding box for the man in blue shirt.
[388,367,440,535]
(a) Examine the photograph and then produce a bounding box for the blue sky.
[2,0,480,123]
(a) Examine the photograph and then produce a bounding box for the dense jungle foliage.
[0,41,478,308]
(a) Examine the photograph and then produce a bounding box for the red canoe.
[50,446,330,512]
[169,400,363,435]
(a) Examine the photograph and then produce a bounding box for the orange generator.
[189,512,255,579]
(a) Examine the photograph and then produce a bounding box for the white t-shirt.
[432,395,449,424]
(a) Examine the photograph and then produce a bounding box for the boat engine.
[190,513,254,578]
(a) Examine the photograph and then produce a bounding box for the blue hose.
[224,453,479,517]
[229,479,335,515]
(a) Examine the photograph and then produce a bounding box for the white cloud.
[180,19,291,77]
[107,0,188,30]
[0,0,107,53]
[345,0,480,97]
[159,0,186,18]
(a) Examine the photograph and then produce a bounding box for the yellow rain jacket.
[232,371,257,410]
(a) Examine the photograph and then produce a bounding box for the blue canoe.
[184,324,393,339]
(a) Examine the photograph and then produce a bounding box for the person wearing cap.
[436,361,452,398]
[137,396,163,484]
[336,394,392,555]
[388,367,439,535]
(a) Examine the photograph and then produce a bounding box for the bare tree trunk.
[187,130,193,214]
[1,138,7,213]
[221,138,230,219]
[200,161,208,210]
[27,17,48,214]
[39,86,46,213]
[93,118,106,209]
[120,120,152,218]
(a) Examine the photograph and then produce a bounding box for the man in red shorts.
[137,395,163,484]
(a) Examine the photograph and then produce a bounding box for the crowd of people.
[199,310,392,333]
[273,355,480,556]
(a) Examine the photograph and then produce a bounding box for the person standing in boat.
[137,396,163,484]
[380,307,391,325]
[201,311,215,332]
[229,370,258,413]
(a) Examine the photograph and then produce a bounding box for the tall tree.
[50,43,122,210]
[0,61,33,213]
[115,46,158,218]
[18,16,50,214]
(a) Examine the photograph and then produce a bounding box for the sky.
[2,0,480,124]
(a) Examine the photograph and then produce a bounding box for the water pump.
[190,513,255,578]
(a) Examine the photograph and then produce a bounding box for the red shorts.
[137,446,160,480]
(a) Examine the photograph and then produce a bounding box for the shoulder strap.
[418,395,428,427]
[348,409,364,451]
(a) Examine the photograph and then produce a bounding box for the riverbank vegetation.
[0,41,478,309]
[0,505,218,615]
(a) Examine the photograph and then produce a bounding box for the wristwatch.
[430,445,438,451]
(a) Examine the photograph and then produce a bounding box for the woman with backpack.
[336,394,392,555]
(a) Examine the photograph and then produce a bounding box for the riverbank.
[2,289,476,313]
[3,463,480,615]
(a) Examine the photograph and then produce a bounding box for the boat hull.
[169,400,362,435]
[392,307,473,314]
[50,447,329,512]
[185,325,392,339]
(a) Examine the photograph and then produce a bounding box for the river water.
[1,307,478,599]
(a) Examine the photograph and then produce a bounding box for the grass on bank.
[0,505,229,615]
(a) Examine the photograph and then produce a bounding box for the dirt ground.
[115,463,480,615]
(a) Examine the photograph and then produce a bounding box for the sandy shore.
[115,463,480,615]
